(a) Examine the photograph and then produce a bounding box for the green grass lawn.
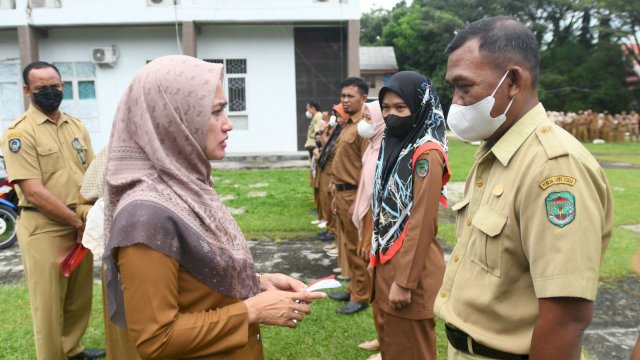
[0,139,637,359]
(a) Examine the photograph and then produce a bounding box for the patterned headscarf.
[371,71,449,265]
[103,55,259,325]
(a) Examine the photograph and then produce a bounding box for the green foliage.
[360,0,639,112]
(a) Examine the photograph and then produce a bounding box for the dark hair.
[307,101,321,112]
[340,77,369,96]
[22,61,61,86]
[445,16,540,87]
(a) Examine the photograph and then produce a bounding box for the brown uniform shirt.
[331,114,369,186]
[375,151,445,319]
[118,244,263,360]
[435,103,614,354]
[2,105,94,208]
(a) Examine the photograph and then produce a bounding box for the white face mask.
[357,120,374,139]
[305,110,312,119]
[447,70,514,142]
[329,115,338,128]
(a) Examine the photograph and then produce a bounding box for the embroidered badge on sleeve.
[8,138,21,153]
[539,176,576,190]
[415,158,429,178]
[545,191,576,227]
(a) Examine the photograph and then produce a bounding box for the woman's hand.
[243,290,326,328]
[388,281,411,310]
[260,273,307,293]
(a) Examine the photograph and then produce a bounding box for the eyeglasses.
[71,137,87,165]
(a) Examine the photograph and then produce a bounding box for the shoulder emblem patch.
[539,176,576,190]
[8,138,21,153]
[415,158,429,178]
[545,191,576,228]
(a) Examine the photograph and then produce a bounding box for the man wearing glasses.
[1,61,103,359]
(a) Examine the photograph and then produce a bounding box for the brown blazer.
[117,244,263,359]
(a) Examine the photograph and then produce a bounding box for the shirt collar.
[28,105,68,125]
[476,103,547,166]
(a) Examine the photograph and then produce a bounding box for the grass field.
[0,139,637,359]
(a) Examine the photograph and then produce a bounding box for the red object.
[307,274,335,287]
[61,243,89,277]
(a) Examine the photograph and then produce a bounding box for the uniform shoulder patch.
[545,191,576,228]
[8,138,21,153]
[414,158,429,178]
[539,176,576,190]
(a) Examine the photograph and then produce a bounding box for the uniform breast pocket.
[471,205,507,278]
[37,144,64,174]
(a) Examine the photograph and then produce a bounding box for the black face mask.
[32,86,63,113]
[384,114,415,138]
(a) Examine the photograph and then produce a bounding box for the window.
[53,61,99,133]
[0,62,22,132]
[203,58,248,130]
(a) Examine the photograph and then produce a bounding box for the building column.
[182,21,197,57]
[17,25,47,110]
[347,19,360,78]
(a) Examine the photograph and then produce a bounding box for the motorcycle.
[0,154,18,249]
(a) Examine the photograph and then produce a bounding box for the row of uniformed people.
[549,109,640,142]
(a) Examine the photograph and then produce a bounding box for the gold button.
[453,255,460,262]
[476,179,484,188]
[492,185,504,196]
[439,291,448,298]
[466,218,472,226]
[540,126,550,134]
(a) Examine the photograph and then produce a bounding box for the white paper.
[306,276,342,292]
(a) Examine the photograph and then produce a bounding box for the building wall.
[198,24,299,153]
[0,29,23,131]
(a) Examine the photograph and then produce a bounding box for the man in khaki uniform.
[1,62,103,359]
[328,77,371,314]
[437,18,613,359]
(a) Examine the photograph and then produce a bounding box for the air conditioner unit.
[147,0,176,6]
[30,0,60,8]
[92,46,119,66]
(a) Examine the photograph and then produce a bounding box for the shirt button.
[466,218,472,226]
[476,179,484,188]
[439,291,448,298]
[453,255,460,262]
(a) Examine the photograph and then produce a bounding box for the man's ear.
[23,84,30,97]
[507,66,528,98]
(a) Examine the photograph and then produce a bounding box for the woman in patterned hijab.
[103,55,324,359]
[370,71,450,359]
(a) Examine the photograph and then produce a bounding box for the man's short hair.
[445,16,540,87]
[22,61,61,86]
[340,77,369,96]
[307,101,321,112]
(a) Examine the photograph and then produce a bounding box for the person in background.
[436,17,613,359]
[305,101,323,158]
[103,55,324,359]
[370,72,449,359]
[328,77,371,315]
[352,100,385,359]
[1,61,104,360]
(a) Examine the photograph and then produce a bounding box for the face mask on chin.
[305,110,312,119]
[447,70,514,142]
[32,86,63,113]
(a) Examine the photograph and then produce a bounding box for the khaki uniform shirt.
[331,114,368,186]
[435,103,613,354]
[304,112,323,148]
[1,105,94,208]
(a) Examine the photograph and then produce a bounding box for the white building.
[0,0,361,153]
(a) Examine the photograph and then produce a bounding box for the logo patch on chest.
[545,191,576,228]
